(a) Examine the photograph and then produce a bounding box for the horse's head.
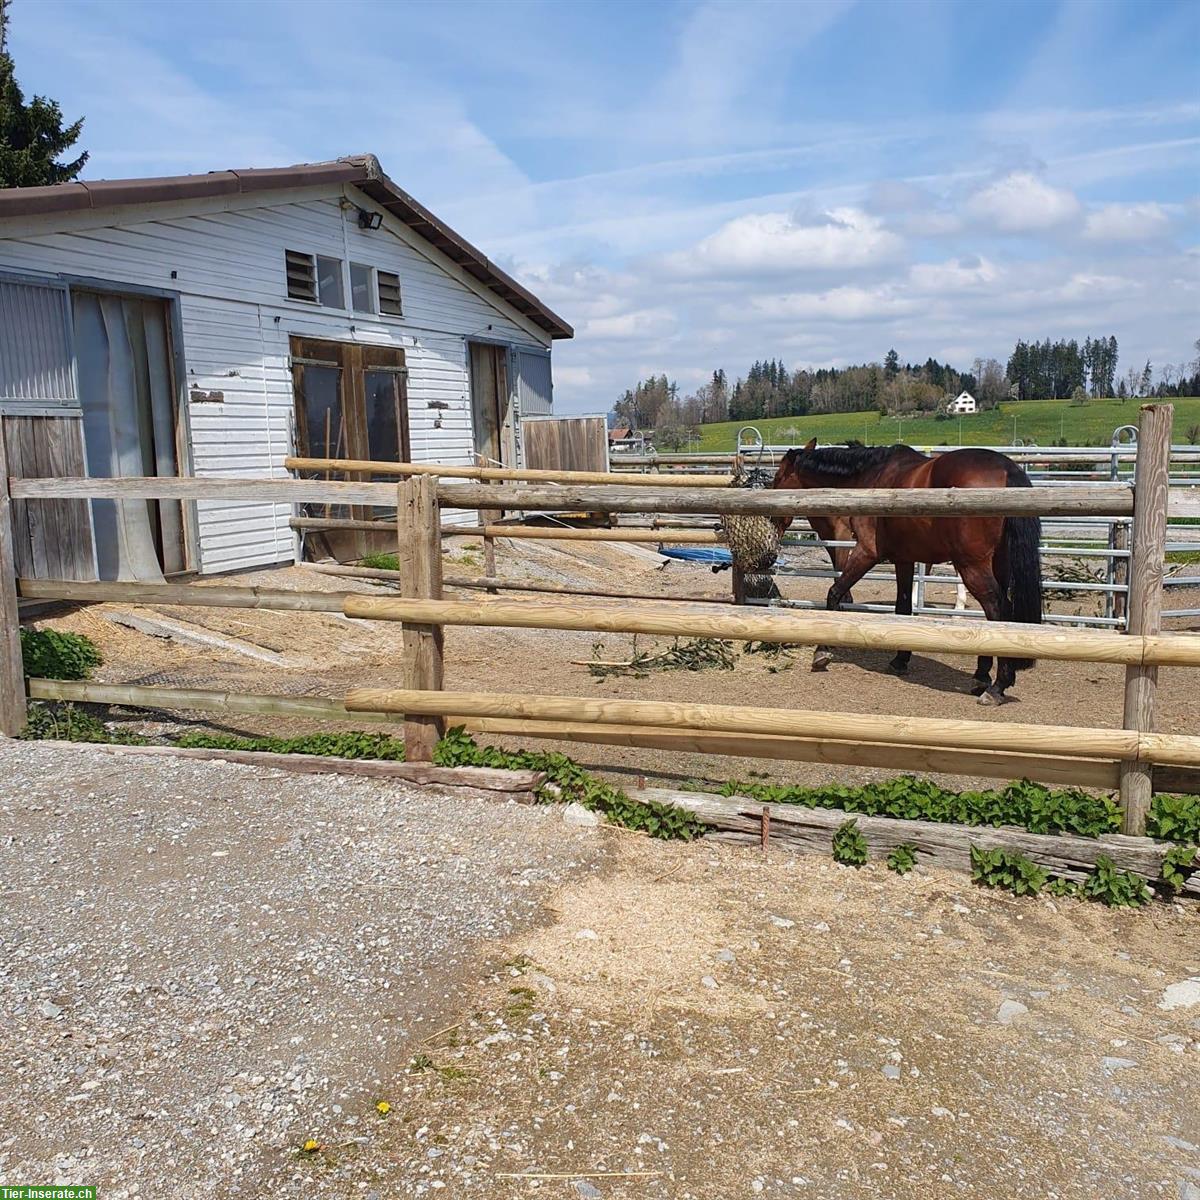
[771,438,817,488]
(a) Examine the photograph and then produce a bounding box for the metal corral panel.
[515,348,553,417]
[0,275,77,410]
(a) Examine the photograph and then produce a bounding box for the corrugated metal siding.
[0,193,555,570]
[0,276,77,408]
[515,348,553,417]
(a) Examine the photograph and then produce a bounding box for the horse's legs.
[813,545,880,671]
[973,656,994,694]
[957,562,1010,704]
[888,560,914,674]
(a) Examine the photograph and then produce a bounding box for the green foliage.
[0,2,89,187]
[1160,844,1198,893]
[1082,856,1151,908]
[433,727,705,840]
[886,843,918,875]
[969,845,1048,896]
[21,700,123,743]
[20,627,101,680]
[1147,793,1200,844]
[831,819,868,867]
[1045,877,1083,899]
[176,729,407,760]
[359,553,399,571]
[721,774,1123,840]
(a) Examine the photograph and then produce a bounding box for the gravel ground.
[324,836,1200,1200]
[0,739,605,1198]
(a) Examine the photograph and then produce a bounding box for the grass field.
[689,397,1200,452]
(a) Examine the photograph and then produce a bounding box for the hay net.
[721,462,782,573]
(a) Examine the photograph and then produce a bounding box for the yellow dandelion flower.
[376,1100,391,1115]
[302,1138,320,1153]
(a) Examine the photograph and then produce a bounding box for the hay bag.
[721,466,782,598]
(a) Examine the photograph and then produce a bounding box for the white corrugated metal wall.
[0,187,554,572]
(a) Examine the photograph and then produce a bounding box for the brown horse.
[772,439,1043,704]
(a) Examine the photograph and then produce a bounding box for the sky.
[9,0,1200,414]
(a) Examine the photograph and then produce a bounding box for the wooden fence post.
[1119,403,1172,835]
[397,475,444,761]
[0,429,27,736]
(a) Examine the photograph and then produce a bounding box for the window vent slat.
[377,271,403,316]
[285,250,317,302]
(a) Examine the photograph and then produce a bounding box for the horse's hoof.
[976,688,1006,706]
[811,651,833,672]
[887,656,909,675]
[969,681,989,696]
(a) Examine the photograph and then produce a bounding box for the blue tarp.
[658,546,733,565]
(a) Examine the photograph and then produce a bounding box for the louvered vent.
[285,250,317,302]
[377,270,403,316]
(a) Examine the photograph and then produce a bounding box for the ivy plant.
[20,628,101,680]
[831,819,869,867]
[886,843,918,875]
[969,845,1048,896]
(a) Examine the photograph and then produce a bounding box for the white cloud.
[965,172,1082,233]
[1082,202,1173,241]
[748,285,917,322]
[661,208,905,277]
[582,307,678,341]
[909,256,1002,293]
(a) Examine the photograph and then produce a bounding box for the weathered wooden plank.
[31,739,542,794]
[1120,405,1173,835]
[341,594,1200,666]
[343,686,1200,764]
[635,786,1198,894]
[18,578,346,612]
[0,430,26,735]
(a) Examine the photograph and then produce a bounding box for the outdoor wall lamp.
[357,208,383,230]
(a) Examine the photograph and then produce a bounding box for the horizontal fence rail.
[343,687,1200,766]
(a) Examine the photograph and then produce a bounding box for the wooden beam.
[340,593,1200,666]
[304,562,738,604]
[0,429,26,736]
[397,476,444,761]
[26,678,398,723]
[459,717,1122,789]
[633,786,1198,894]
[29,739,543,795]
[286,455,735,488]
[1121,404,1172,835]
[8,475,1137,518]
[463,525,723,544]
[345,687,1200,765]
[19,578,346,611]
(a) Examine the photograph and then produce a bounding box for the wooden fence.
[2,404,1197,839]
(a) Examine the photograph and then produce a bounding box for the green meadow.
[690,397,1200,452]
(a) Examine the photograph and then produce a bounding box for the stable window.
[0,275,79,414]
[316,255,344,308]
[377,270,403,316]
[350,262,374,314]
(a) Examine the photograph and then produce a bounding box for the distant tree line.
[609,336,1199,449]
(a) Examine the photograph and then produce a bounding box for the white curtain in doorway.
[72,292,181,581]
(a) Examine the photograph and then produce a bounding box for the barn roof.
[0,154,573,339]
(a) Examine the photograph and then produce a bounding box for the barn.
[0,154,572,581]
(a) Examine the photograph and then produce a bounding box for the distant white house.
[946,390,977,415]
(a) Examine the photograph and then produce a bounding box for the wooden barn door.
[468,342,511,466]
[290,337,409,559]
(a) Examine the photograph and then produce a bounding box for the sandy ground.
[29,533,1200,794]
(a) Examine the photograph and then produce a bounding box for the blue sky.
[10,0,1200,412]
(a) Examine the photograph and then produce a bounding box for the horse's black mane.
[782,440,916,478]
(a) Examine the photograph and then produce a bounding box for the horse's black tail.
[1001,461,1043,671]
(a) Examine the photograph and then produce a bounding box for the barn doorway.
[71,289,189,580]
[468,342,512,466]
[290,337,409,559]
